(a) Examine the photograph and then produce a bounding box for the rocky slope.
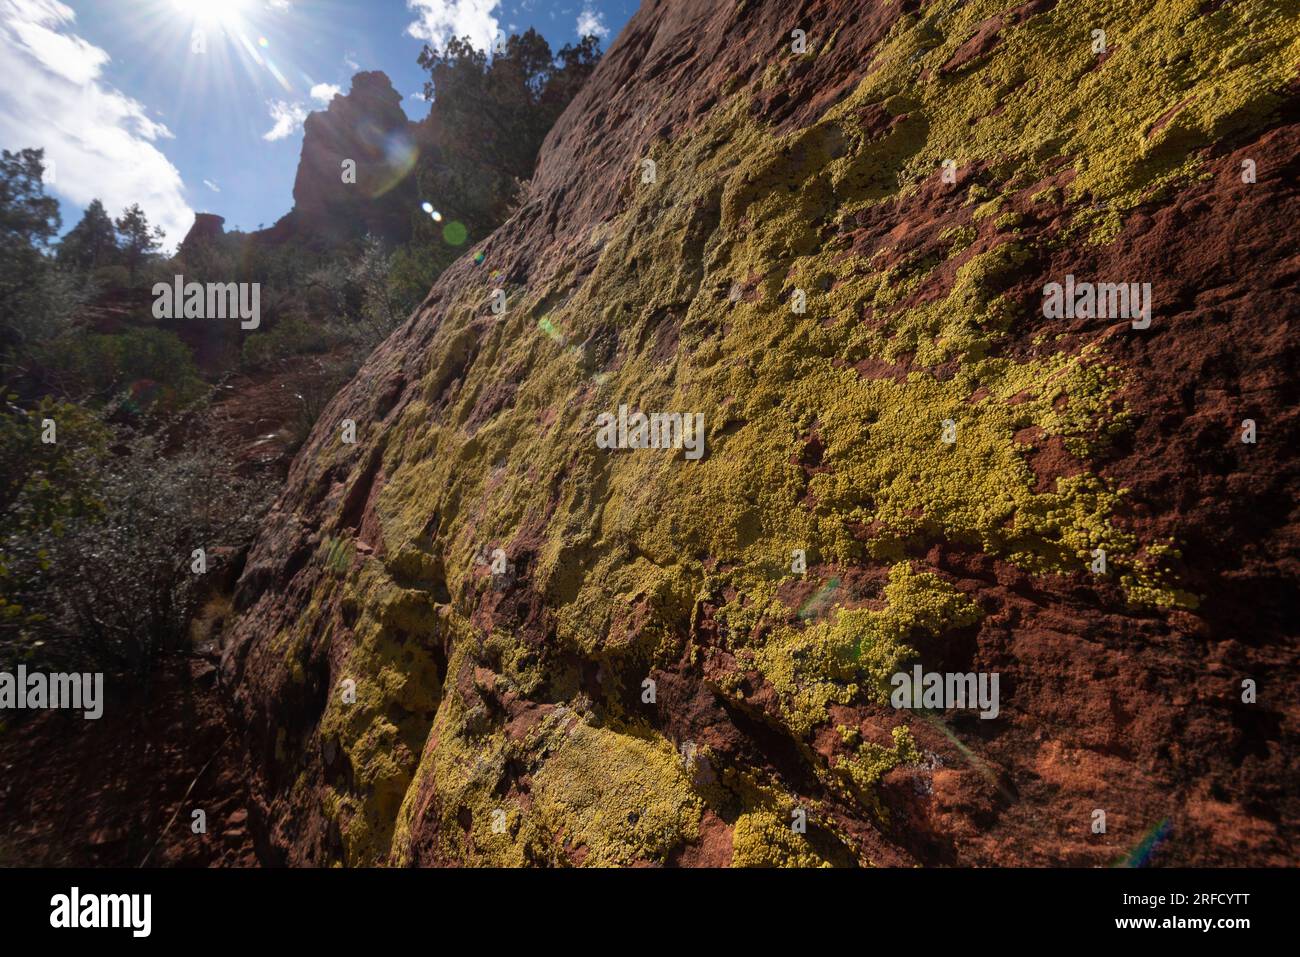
[222,0,1300,866]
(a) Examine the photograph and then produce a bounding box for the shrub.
[14,426,271,677]
[33,327,205,405]
[284,354,359,454]
[241,315,330,369]
[0,396,107,646]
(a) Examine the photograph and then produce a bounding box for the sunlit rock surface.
[222,0,1300,867]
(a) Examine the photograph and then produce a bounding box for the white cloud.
[6,7,106,83]
[309,82,341,103]
[267,0,291,10]
[262,99,308,141]
[203,179,220,192]
[409,91,427,101]
[343,50,359,70]
[406,0,500,53]
[0,0,192,246]
[576,4,607,38]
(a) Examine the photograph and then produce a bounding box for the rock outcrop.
[222,0,1300,866]
[272,71,420,247]
[178,212,226,258]
[180,72,421,251]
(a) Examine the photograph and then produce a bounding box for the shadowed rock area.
[220,0,1300,866]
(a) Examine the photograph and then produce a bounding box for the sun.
[171,0,252,27]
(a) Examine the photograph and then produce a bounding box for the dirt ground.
[0,652,260,867]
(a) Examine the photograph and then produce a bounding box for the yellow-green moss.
[740,563,980,734]
[530,719,702,865]
[316,563,444,864]
[731,809,834,868]
[389,636,700,866]
[835,725,923,793]
[835,0,1299,239]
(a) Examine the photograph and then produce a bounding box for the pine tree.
[114,203,164,285]
[0,148,63,360]
[415,30,602,238]
[58,199,119,271]
[0,148,60,253]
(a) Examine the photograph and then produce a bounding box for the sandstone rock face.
[282,71,419,246]
[223,0,1300,866]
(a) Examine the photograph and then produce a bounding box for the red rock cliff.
[221,0,1300,867]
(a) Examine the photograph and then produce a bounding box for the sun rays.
[171,0,254,29]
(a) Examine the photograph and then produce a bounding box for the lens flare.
[367,132,418,199]
[442,221,468,246]
[1118,818,1172,868]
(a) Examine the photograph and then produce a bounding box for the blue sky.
[0,0,638,246]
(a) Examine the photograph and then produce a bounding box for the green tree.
[415,29,602,238]
[0,149,63,363]
[114,203,164,285]
[58,199,119,271]
[31,327,205,405]
[0,148,59,252]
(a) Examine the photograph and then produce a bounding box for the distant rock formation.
[183,72,423,252]
[177,212,226,258]
[281,71,420,246]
